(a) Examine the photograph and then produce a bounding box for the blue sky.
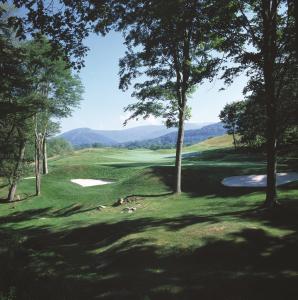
[60,31,248,133]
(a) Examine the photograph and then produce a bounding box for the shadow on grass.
[1,202,298,299]
[0,192,35,204]
[127,192,174,198]
[99,148,297,200]
[0,208,51,225]
[150,165,267,199]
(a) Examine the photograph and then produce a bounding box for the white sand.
[222,172,298,187]
[71,179,114,187]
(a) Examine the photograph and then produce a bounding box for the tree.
[221,78,298,150]
[219,101,245,150]
[24,37,83,195]
[47,137,73,157]
[1,5,83,199]
[1,0,95,69]
[114,0,220,194]
[0,6,42,201]
[217,0,296,207]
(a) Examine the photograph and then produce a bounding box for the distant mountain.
[123,123,226,148]
[59,123,212,147]
[96,123,211,143]
[60,128,118,147]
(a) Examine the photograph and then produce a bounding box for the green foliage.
[0,7,84,198]
[24,36,84,119]
[117,0,221,127]
[219,102,245,136]
[220,80,298,150]
[2,0,94,69]
[47,138,73,157]
[0,287,16,300]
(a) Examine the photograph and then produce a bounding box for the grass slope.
[0,142,298,299]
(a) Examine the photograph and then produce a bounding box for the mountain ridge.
[121,123,226,148]
[59,123,214,146]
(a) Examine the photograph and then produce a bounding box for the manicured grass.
[0,143,297,299]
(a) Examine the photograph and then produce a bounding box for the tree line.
[0,0,297,207]
[0,6,83,201]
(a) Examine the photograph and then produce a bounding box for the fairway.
[2,0,298,298]
[0,141,298,300]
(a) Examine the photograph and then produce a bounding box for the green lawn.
[0,139,298,299]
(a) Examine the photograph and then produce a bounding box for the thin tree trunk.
[175,106,186,194]
[232,130,237,151]
[293,0,298,58]
[42,137,48,175]
[7,139,26,202]
[265,109,277,206]
[262,0,278,207]
[8,184,17,202]
[35,135,42,196]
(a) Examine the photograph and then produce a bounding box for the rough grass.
[0,142,297,300]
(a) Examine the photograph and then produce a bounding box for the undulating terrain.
[0,135,298,300]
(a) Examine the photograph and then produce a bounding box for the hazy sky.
[60,31,248,133]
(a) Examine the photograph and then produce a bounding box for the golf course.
[1,135,298,299]
[1,1,298,298]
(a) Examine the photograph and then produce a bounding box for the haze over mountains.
[124,123,226,148]
[59,122,226,148]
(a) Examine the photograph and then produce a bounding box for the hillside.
[1,145,298,299]
[123,123,226,148]
[60,128,118,147]
[96,123,211,143]
[185,134,234,151]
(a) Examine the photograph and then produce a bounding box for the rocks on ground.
[96,205,107,211]
[113,195,143,207]
[122,207,137,213]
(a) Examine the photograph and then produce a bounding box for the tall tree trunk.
[287,0,298,58]
[42,137,48,175]
[35,135,42,196]
[262,0,278,207]
[8,184,17,202]
[175,106,186,194]
[293,0,298,58]
[7,139,26,202]
[232,129,237,151]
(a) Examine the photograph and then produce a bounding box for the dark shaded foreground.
[1,201,298,300]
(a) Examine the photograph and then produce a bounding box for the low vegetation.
[0,139,297,299]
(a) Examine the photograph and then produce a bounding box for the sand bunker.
[222,172,298,187]
[71,179,114,187]
[24,176,35,180]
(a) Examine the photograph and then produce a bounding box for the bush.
[47,138,73,157]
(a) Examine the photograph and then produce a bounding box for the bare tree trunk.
[42,137,48,175]
[262,0,279,207]
[232,130,237,151]
[175,106,186,194]
[35,134,42,196]
[7,139,26,202]
[8,184,17,202]
[293,0,298,58]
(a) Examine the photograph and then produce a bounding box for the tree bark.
[42,137,48,175]
[175,105,186,194]
[8,184,17,202]
[232,129,237,151]
[262,0,278,207]
[7,139,26,202]
[293,0,298,58]
[35,134,42,196]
